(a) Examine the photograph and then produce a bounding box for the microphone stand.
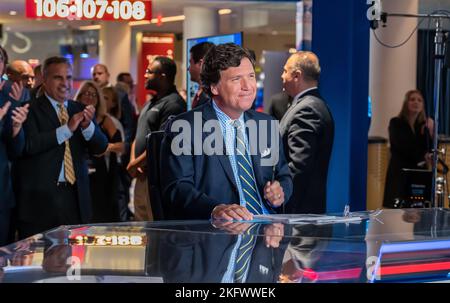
[378,12,450,208]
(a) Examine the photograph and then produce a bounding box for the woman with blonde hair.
[383,89,434,208]
[75,81,122,222]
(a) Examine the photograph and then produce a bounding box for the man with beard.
[127,56,186,221]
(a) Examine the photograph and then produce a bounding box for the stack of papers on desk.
[254,214,362,224]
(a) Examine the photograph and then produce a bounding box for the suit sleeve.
[160,120,221,219]
[286,104,322,179]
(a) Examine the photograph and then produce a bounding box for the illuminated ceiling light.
[9,11,17,16]
[218,9,232,15]
[79,24,101,31]
[129,14,185,26]
[129,20,151,26]
[159,15,185,23]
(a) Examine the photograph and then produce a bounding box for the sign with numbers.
[25,0,152,21]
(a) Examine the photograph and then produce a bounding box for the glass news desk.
[1,208,450,283]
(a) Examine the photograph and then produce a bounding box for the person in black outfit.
[75,82,123,222]
[383,90,433,208]
[127,56,186,221]
[188,42,214,109]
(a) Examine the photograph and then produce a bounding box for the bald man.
[2,60,34,103]
[279,51,334,214]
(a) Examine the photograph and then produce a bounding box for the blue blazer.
[0,98,24,211]
[160,101,293,220]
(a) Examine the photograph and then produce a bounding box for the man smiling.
[161,43,292,220]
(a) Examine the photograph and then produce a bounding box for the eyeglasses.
[145,69,160,75]
[81,92,98,98]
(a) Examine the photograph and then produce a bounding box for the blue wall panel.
[311,0,370,212]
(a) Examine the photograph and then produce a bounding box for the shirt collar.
[293,86,318,103]
[212,100,245,128]
[45,93,68,109]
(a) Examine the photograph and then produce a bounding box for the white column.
[182,7,219,89]
[369,0,419,139]
[99,21,131,84]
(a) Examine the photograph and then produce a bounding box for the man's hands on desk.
[212,220,284,248]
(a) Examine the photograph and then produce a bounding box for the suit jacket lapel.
[202,103,238,189]
[39,95,61,127]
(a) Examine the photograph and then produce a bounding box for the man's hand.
[0,101,11,121]
[263,223,284,248]
[108,142,125,154]
[211,204,253,221]
[9,81,24,102]
[264,181,284,207]
[212,220,253,234]
[67,111,84,132]
[80,105,95,129]
[11,103,29,138]
[127,160,146,178]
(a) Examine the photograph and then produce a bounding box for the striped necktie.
[234,223,259,283]
[57,103,76,185]
[233,120,262,215]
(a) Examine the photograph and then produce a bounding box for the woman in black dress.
[75,81,122,222]
[383,90,433,208]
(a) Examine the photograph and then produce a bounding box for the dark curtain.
[417,29,450,136]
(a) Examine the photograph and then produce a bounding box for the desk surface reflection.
[1,208,450,283]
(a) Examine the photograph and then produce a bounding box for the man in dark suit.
[279,51,334,214]
[14,57,108,239]
[0,45,30,246]
[161,43,292,220]
[188,42,214,109]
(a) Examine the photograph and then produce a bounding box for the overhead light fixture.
[129,14,185,26]
[218,9,232,15]
[79,24,101,31]
[9,11,17,16]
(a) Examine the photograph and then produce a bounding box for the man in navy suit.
[0,46,29,246]
[161,43,292,220]
[14,57,108,239]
